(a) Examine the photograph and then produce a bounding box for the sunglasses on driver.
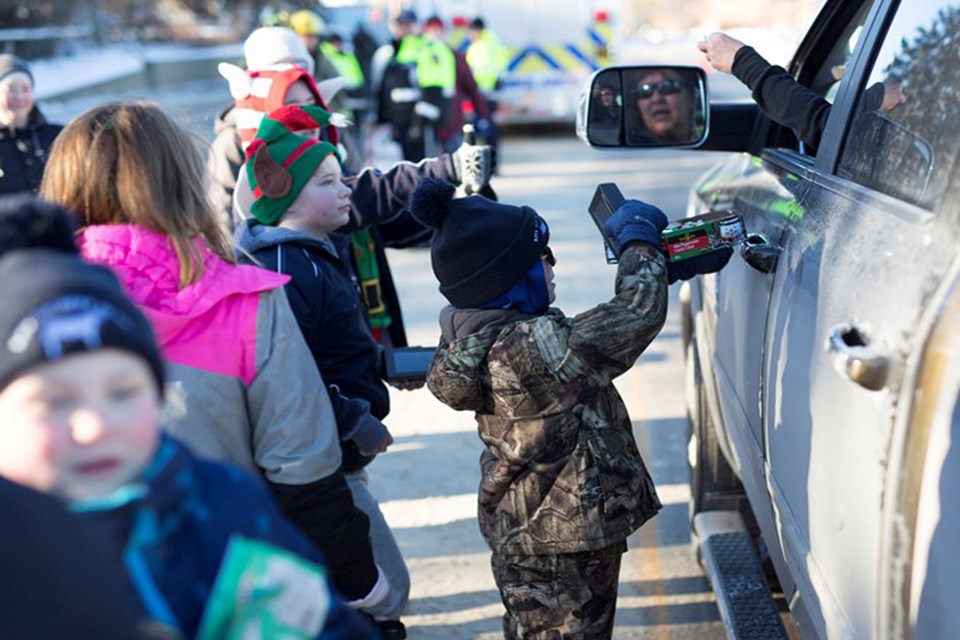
[634,78,683,100]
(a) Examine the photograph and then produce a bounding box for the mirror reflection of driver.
[590,79,621,145]
[626,68,695,145]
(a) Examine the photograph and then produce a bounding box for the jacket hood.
[235,219,336,258]
[431,305,531,411]
[439,305,532,344]
[79,224,289,384]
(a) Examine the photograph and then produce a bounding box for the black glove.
[602,199,668,256]
[451,140,493,195]
[666,246,733,284]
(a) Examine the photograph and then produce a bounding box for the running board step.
[694,511,789,640]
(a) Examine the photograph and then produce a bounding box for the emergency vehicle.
[410,0,618,124]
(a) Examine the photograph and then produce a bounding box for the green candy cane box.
[661,211,745,262]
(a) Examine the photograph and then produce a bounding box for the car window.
[838,1,960,210]
[792,2,873,156]
[818,5,873,104]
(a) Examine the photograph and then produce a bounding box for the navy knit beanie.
[0,54,33,85]
[410,178,549,308]
[0,250,165,395]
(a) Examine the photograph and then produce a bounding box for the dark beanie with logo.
[0,250,165,394]
[410,177,549,308]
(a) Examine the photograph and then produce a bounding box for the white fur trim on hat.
[243,27,315,75]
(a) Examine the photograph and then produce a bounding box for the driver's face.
[636,71,682,138]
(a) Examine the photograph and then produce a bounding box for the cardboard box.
[662,211,745,262]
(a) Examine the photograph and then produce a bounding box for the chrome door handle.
[826,323,892,391]
[740,233,781,274]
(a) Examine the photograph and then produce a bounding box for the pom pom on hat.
[245,104,343,226]
[409,178,550,308]
[409,177,455,229]
[0,194,78,258]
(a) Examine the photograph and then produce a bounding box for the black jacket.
[0,107,61,195]
[0,479,142,637]
[237,224,391,472]
[733,46,885,151]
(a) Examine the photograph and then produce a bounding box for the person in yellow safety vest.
[465,17,510,94]
[320,33,372,163]
[464,17,507,163]
[289,9,366,169]
[412,15,457,160]
[288,9,341,85]
[320,35,365,90]
[377,10,456,161]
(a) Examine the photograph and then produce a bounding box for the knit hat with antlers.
[245,104,346,226]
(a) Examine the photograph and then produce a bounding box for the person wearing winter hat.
[244,25,318,75]
[40,101,391,627]
[235,103,411,639]
[0,200,377,638]
[0,54,62,195]
[411,177,670,639]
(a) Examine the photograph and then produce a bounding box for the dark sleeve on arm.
[732,45,832,149]
[343,156,458,244]
[268,473,379,600]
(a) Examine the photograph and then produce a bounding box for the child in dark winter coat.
[0,198,377,639]
[233,103,410,638]
[409,177,670,639]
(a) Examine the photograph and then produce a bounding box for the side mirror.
[577,65,708,149]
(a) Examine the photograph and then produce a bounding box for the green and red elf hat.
[245,103,347,226]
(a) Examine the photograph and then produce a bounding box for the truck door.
[762,1,960,635]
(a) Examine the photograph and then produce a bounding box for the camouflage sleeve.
[535,243,668,391]
[426,337,488,412]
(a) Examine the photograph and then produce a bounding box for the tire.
[686,338,745,518]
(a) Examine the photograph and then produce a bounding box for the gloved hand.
[474,117,495,140]
[347,565,391,611]
[451,139,493,195]
[352,414,394,456]
[666,246,733,284]
[414,100,442,122]
[389,378,426,391]
[603,199,669,256]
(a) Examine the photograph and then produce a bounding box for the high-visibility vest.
[415,40,456,94]
[466,31,510,92]
[319,42,365,88]
[395,35,425,65]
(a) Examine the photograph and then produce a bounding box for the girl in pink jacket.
[39,101,391,617]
